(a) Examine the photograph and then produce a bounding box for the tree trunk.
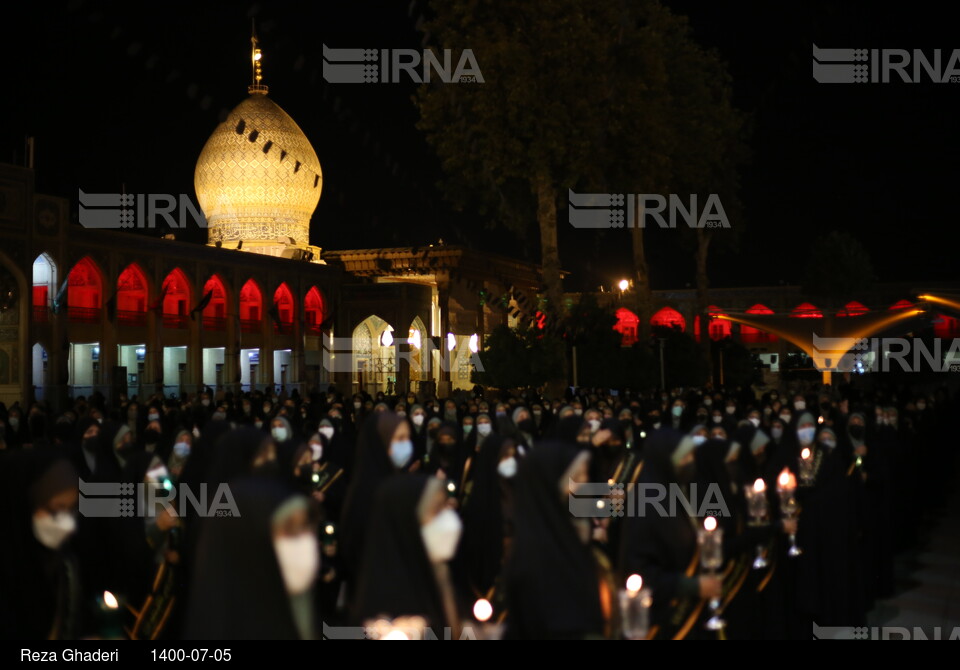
[695,228,714,385]
[535,174,563,323]
[630,215,653,340]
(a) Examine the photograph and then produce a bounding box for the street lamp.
[618,279,630,292]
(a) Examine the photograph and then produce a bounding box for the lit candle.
[473,598,493,622]
[753,478,766,494]
[704,516,718,532]
[801,447,811,461]
[626,574,643,594]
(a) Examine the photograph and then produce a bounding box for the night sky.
[5,1,960,293]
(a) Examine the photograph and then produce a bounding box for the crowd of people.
[0,380,955,640]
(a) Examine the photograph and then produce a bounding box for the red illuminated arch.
[791,302,822,318]
[889,299,914,310]
[161,268,192,328]
[305,286,326,332]
[694,306,731,341]
[651,306,686,332]
[273,283,294,331]
[614,308,640,346]
[240,279,263,331]
[67,256,103,323]
[117,263,149,325]
[838,301,868,317]
[202,275,228,330]
[741,304,777,344]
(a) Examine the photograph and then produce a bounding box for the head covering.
[185,478,311,639]
[504,441,603,639]
[340,412,401,581]
[352,474,451,633]
[456,433,507,595]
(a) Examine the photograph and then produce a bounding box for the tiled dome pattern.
[195,93,322,245]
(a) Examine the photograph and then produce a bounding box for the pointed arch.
[67,256,103,323]
[201,274,228,330]
[651,306,686,332]
[31,253,57,322]
[304,286,326,334]
[614,308,640,346]
[741,304,777,344]
[273,282,294,332]
[239,278,263,332]
[161,267,192,329]
[117,262,149,326]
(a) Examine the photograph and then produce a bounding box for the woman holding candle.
[504,441,605,639]
[185,477,320,639]
[619,429,722,639]
[352,474,464,638]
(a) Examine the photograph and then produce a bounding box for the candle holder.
[618,575,652,640]
[776,469,802,557]
[697,518,725,631]
[798,447,815,487]
[744,478,769,569]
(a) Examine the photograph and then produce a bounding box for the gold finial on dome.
[249,24,268,95]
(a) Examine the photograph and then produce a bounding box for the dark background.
[4,1,959,291]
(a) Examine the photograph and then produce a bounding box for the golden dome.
[195,91,322,248]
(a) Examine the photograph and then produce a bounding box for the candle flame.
[778,468,792,488]
[324,524,335,535]
[753,478,766,493]
[801,447,811,460]
[103,591,119,609]
[626,574,643,593]
[704,516,718,532]
[473,598,493,622]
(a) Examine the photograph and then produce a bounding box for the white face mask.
[389,440,413,469]
[309,442,323,461]
[794,401,806,411]
[476,423,492,436]
[272,426,289,442]
[587,419,601,433]
[148,413,160,422]
[274,532,319,595]
[421,508,463,563]
[497,456,518,478]
[319,426,335,440]
[691,434,707,447]
[749,417,760,427]
[412,414,425,427]
[173,441,191,458]
[33,511,77,550]
[797,426,816,444]
[201,399,211,407]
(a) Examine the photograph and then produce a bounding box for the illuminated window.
[614,308,640,346]
[650,306,686,332]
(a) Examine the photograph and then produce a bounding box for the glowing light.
[380,328,394,347]
[469,333,479,353]
[626,574,643,593]
[408,328,421,350]
[618,279,629,291]
[777,468,797,490]
[312,473,321,483]
[703,516,718,532]
[382,630,409,641]
[103,591,119,609]
[253,50,262,61]
[596,500,605,510]
[447,333,457,351]
[473,599,493,622]
[446,481,456,493]
[324,524,335,535]
[753,478,766,493]
[801,447,811,460]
